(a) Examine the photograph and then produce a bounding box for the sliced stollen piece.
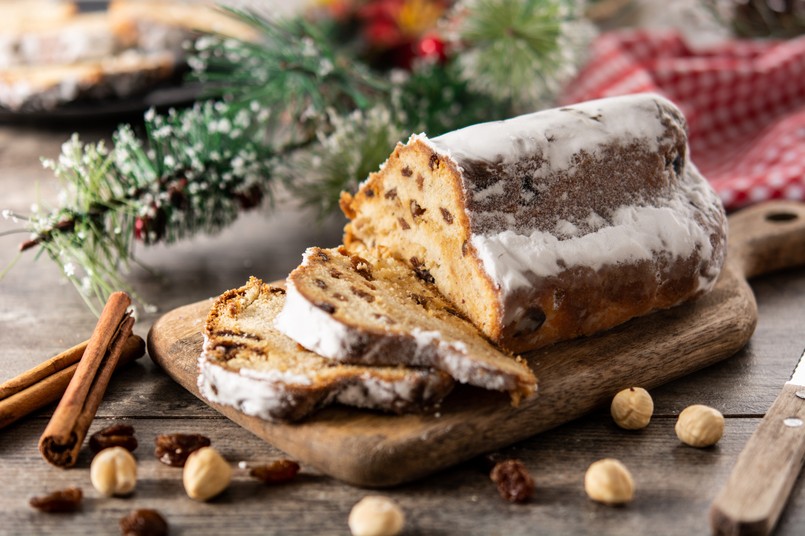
[340,93,727,353]
[274,247,537,404]
[200,277,454,422]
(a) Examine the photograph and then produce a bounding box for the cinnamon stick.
[0,335,144,430]
[39,291,134,467]
[0,340,88,401]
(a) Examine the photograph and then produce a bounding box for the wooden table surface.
[1,122,804,536]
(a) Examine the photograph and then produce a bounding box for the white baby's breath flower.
[63,263,76,277]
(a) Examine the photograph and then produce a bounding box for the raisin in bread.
[340,93,727,353]
[200,277,454,422]
[273,247,537,404]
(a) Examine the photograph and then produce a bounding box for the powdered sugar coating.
[423,93,726,324]
[429,93,667,174]
[273,278,361,359]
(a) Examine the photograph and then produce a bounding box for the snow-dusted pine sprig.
[191,9,388,129]
[14,100,273,313]
[451,0,595,113]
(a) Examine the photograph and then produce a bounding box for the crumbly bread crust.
[274,247,537,404]
[341,94,727,353]
[199,277,454,422]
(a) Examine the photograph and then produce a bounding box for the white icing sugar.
[471,179,721,324]
[427,93,669,172]
[473,179,506,202]
[554,219,579,238]
[273,278,358,359]
[197,354,298,421]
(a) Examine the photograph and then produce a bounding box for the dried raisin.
[154,433,211,467]
[120,509,168,536]
[90,424,138,454]
[249,459,300,484]
[490,460,534,503]
[29,487,82,513]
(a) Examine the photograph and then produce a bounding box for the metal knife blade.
[786,347,805,388]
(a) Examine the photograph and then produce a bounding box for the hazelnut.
[675,404,724,447]
[90,446,137,497]
[182,446,232,501]
[610,387,654,430]
[584,458,634,505]
[348,495,405,536]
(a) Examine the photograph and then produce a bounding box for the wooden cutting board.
[148,201,805,487]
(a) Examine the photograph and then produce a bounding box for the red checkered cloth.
[560,29,805,211]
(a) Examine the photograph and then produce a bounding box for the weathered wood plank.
[1,416,804,535]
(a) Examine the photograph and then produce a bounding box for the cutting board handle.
[727,201,805,280]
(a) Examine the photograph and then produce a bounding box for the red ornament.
[134,216,147,241]
[415,34,447,62]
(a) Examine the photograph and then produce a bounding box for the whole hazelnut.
[182,446,232,501]
[611,387,654,430]
[675,404,724,447]
[348,495,405,536]
[584,458,634,505]
[90,446,137,497]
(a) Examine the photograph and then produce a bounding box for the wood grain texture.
[0,415,802,536]
[710,382,805,535]
[147,201,805,487]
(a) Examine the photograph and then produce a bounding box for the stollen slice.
[274,247,537,404]
[199,277,454,422]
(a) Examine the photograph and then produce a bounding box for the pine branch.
[453,0,594,112]
[13,100,274,310]
[191,9,389,125]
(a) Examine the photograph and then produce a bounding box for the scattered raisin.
[316,250,330,262]
[270,287,286,295]
[120,509,168,536]
[440,208,454,224]
[398,217,411,230]
[429,153,439,170]
[249,459,301,484]
[329,268,342,279]
[410,257,435,284]
[401,166,413,177]
[90,424,138,454]
[410,200,426,218]
[314,278,328,290]
[314,301,337,314]
[333,292,348,302]
[365,188,375,198]
[416,174,424,190]
[350,255,374,281]
[490,460,534,503]
[154,433,211,467]
[410,293,428,308]
[29,487,82,513]
[351,286,375,303]
[384,188,398,200]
